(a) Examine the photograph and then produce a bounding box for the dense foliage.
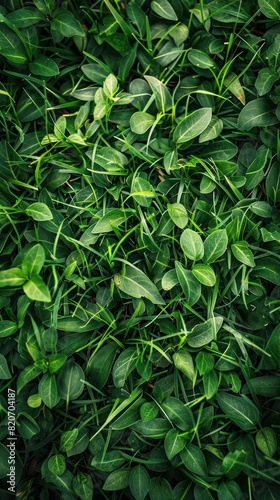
[0,0,280,498]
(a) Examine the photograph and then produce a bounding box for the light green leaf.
[0,320,18,338]
[22,244,45,276]
[161,269,179,290]
[151,0,178,21]
[188,50,217,70]
[145,75,172,112]
[130,112,155,134]
[187,317,223,348]
[173,108,212,144]
[60,428,79,452]
[114,265,165,305]
[17,412,40,439]
[140,402,159,422]
[0,268,26,288]
[175,261,201,305]
[23,276,51,302]
[224,72,245,105]
[87,343,118,388]
[245,145,270,190]
[92,451,125,472]
[180,229,204,261]
[203,369,219,399]
[103,73,118,97]
[92,209,127,234]
[73,473,94,499]
[173,349,195,381]
[204,229,228,263]
[192,264,216,287]
[48,454,66,476]
[26,202,53,221]
[167,203,188,228]
[258,0,280,19]
[231,241,255,267]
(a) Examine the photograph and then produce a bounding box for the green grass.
[0,0,280,498]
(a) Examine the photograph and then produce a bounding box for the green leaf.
[149,478,173,500]
[129,465,150,500]
[103,469,131,491]
[17,412,40,439]
[231,241,255,267]
[0,320,18,338]
[173,108,212,144]
[23,276,51,302]
[222,450,246,479]
[87,343,118,388]
[203,369,219,399]
[26,202,53,221]
[180,229,204,261]
[29,56,59,77]
[0,268,26,287]
[114,265,165,305]
[145,75,172,112]
[216,393,260,431]
[254,257,280,285]
[38,373,59,409]
[111,397,144,430]
[223,72,245,105]
[180,443,208,476]
[112,347,138,388]
[133,418,172,438]
[243,376,280,397]
[6,7,45,27]
[161,396,193,431]
[173,349,195,381]
[48,454,66,476]
[73,473,94,499]
[204,229,228,263]
[188,50,217,70]
[255,428,277,457]
[130,112,155,134]
[140,402,159,422]
[255,68,279,96]
[103,73,118,97]
[199,116,223,143]
[196,352,215,376]
[60,428,79,452]
[131,176,155,207]
[175,261,201,306]
[218,480,243,500]
[17,365,42,393]
[92,451,125,472]
[151,0,178,21]
[0,354,12,379]
[164,429,186,460]
[258,0,280,19]
[167,203,188,229]
[250,201,272,217]
[51,8,85,37]
[57,360,85,402]
[33,0,55,15]
[92,209,127,234]
[162,269,179,290]
[245,145,270,190]
[266,324,280,368]
[48,354,67,374]
[237,98,278,131]
[22,244,45,276]
[192,264,216,287]
[187,317,223,348]
[0,24,28,65]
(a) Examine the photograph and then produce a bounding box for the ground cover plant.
[0,0,280,498]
